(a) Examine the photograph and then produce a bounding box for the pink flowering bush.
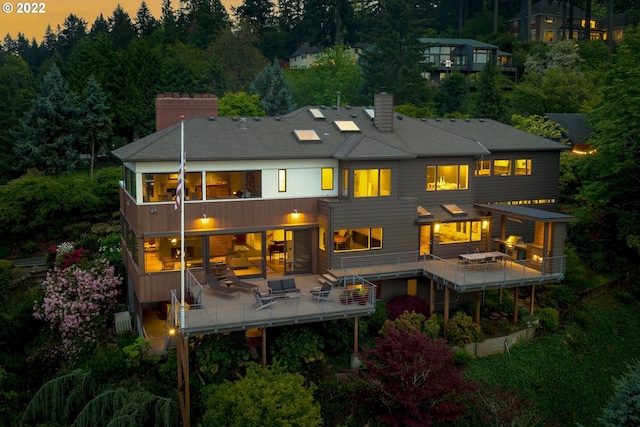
[34,259,122,359]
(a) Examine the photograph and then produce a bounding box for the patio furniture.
[225,270,259,292]
[252,289,276,310]
[310,282,333,302]
[205,273,240,297]
[268,278,300,295]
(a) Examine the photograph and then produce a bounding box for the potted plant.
[354,288,368,305]
[339,290,353,305]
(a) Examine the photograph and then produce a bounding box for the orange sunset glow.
[0,0,242,42]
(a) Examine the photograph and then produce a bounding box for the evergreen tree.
[475,59,508,122]
[135,1,159,37]
[600,361,640,426]
[108,5,136,50]
[0,55,36,183]
[436,72,469,116]
[80,75,112,179]
[13,65,83,175]
[250,58,293,115]
[359,0,428,104]
[179,0,231,49]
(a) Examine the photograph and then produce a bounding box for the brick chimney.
[373,92,394,133]
[155,93,219,131]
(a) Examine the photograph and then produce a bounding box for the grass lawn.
[464,295,640,426]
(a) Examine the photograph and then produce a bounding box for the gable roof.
[545,113,592,144]
[112,107,566,164]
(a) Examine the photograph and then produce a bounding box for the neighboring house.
[418,38,516,83]
[288,42,368,69]
[113,92,575,344]
[545,112,594,154]
[509,0,634,44]
[509,0,588,42]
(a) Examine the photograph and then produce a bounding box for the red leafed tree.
[355,325,476,426]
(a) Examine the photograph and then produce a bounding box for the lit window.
[514,159,532,175]
[321,168,334,190]
[493,160,511,176]
[475,159,491,176]
[333,228,383,252]
[342,169,349,197]
[278,169,286,192]
[426,165,468,191]
[435,221,482,244]
[354,169,391,197]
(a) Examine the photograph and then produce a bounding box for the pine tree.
[476,59,508,123]
[80,75,112,179]
[13,64,83,175]
[250,58,293,115]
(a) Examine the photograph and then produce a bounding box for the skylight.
[308,108,325,120]
[293,130,321,142]
[363,108,375,120]
[334,121,360,132]
[442,204,467,216]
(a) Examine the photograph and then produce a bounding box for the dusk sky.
[1,0,241,42]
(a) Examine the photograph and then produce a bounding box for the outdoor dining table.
[458,251,509,269]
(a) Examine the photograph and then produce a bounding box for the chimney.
[155,93,219,131]
[373,92,394,133]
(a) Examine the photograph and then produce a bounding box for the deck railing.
[339,251,567,292]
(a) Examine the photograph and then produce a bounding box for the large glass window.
[321,168,334,190]
[493,160,511,176]
[205,171,261,199]
[435,221,482,244]
[354,169,391,197]
[333,228,383,252]
[426,165,469,191]
[143,172,202,202]
[514,159,532,175]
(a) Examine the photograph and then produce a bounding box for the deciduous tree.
[354,325,476,426]
[202,363,322,426]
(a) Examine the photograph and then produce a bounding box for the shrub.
[535,307,560,332]
[271,327,325,373]
[446,311,484,347]
[33,259,122,359]
[452,348,474,367]
[380,311,426,336]
[386,294,429,320]
[424,314,441,338]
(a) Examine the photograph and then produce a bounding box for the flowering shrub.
[34,259,122,359]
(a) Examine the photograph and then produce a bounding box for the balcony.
[165,272,376,337]
[331,251,566,293]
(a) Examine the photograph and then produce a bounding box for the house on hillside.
[418,38,516,84]
[288,42,368,69]
[509,0,634,43]
[113,92,575,347]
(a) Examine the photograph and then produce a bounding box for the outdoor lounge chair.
[310,282,333,302]
[252,289,276,310]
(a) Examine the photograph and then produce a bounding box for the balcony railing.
[337,251,567,292]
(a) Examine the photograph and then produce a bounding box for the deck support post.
[475,291,481,324]
[513,287,519,324]
[177,333,190,427]
[443,287,450,335]
[429,280,435,315]
[262,328,267,368]
[354,317,359,354]
[530,284,536,315]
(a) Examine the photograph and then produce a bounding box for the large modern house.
[113,91,574,338]
[114,92,574,425]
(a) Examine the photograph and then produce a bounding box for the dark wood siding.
[474,151,560,204]
[327,198,419,269]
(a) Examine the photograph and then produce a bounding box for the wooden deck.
[168,273,375,337]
